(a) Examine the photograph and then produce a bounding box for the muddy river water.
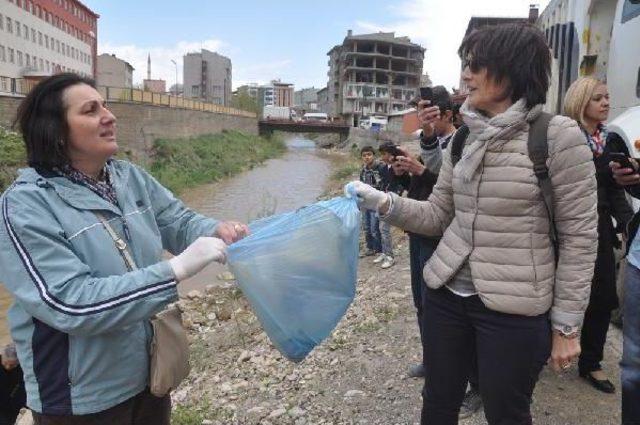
[0,137,332,344]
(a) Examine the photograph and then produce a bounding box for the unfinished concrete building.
[327,30,425,126]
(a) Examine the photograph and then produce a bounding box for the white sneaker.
[381,255,395,269]
[372,253,386,264]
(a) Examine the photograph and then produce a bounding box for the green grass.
[0,128,285,195]
[171,401,236,425]
[0,127,27,192]
[149,130,286,194]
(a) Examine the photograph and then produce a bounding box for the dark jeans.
[362,209,381,252]
[420,287,550,425]
[409,234,438,342]
[578,303,612,374]
[622,263,640,425]
[32,389,170,425]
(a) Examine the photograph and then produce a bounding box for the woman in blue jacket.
[0,73,248,424]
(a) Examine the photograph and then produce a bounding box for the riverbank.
[172,160,623,424]
[0,127,285,194]
[149,131,286,194]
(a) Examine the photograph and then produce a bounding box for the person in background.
[359,146,386,259]
[376,143,410,269]
[393,86,482,418]
[0,73,248,425]
[608,137,640,425]
[564,77,633,394]
[349,23,597,424]
[0,343,26,425]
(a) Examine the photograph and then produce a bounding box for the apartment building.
[327,30,425,126]
[96,53,133,88]
[0,0,98,80]
[183,49,232,106]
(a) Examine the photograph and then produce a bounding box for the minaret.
[147,54,151,80]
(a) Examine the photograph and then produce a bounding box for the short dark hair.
[14,73,97,169]
[378,142,395,154]
[360,146,375,155]
[458,23,550,108]
[432,85,453,113]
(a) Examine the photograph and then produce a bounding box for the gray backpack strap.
[527,112,556,245]
[450,124,469,167]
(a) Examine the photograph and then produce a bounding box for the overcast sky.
[84,0,551,91]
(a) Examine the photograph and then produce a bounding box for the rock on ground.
[175,230,622,425]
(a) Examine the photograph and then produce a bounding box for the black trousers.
[409,234,438,343]
[420,287,550,425]
[32,389,170,425]
[578,304,612,374]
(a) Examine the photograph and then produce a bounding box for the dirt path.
[174,233,622,425]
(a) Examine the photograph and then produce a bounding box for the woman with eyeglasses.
[348,23,598,424]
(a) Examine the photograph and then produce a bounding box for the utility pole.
[171,59,178,96]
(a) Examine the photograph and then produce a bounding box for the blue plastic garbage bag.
[227,193,360,362]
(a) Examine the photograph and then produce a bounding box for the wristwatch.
[556,325,580,339]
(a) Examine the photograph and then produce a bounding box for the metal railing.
[0,76,256,118]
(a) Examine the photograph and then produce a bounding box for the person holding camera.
[348,23,597,424]
[0,73,248,424]
[376,142,410,269]
[563,77,633,394]
[609,141,640,425]
[393,86,482,418]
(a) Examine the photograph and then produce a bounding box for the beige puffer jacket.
[384,99,598,331]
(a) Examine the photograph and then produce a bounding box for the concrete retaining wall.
[0,95,258,165]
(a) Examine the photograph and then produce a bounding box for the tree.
[231,91,260,114]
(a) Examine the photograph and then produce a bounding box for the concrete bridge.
[258,119,351,140]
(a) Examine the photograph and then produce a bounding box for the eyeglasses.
[461,56,484,72]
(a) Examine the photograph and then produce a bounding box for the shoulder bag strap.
[450,124,470,167]
[527,112,556,245]
[94,212,138,272]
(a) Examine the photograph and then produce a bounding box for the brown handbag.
[95,213,190,397]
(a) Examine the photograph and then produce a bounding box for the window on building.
[56,40,60,52]
[39,58,43,70]
[15,20,20,37]
[23,24,27,39]
[46,60,49,72]
[38,31,42,45]
[61,42,65,54]
[0,46,5,62]
[26,53,30,66]
[9,48,15,63]
[45,35,48,48]
[7,17,13,34]
[16,0,22,7]
[0,14,3,30]
[31,28,35,42]
[17,50,23,66]
[623,0,640,22]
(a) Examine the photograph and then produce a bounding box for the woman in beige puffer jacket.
[349,23,598,425]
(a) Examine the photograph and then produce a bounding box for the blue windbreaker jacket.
[0,160,217,415]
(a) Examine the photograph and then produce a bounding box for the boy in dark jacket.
[359,146,386,257]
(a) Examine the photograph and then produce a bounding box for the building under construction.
[326,30,425,126]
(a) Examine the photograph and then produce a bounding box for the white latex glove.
[169,237,227,282]
[344,181,390,211]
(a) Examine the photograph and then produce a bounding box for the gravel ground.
[174,231,622,425]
